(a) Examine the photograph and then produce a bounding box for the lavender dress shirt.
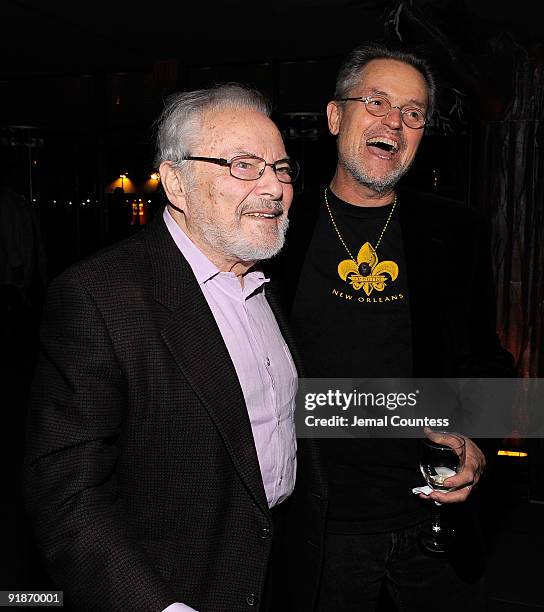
[162,208,297,612]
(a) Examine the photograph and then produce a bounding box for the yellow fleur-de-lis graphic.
[338,242,398,296]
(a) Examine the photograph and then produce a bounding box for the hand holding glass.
[418,431,466,553]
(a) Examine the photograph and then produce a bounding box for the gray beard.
[341,156,408,195]
[199,214,289,263]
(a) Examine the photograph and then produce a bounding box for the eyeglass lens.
[230,156,297,183]
[365,96,425,128]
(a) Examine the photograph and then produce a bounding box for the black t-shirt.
[290,188,428,532]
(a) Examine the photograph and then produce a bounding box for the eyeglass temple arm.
[182,156,229,166]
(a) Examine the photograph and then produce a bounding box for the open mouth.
[243,211,282,219]
[366,136,399,158]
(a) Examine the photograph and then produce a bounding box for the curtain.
[475,45,543,377]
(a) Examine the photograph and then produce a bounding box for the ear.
[159,161,187,212]
[327,101,342,136]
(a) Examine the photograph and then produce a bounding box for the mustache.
[240,199,285,215]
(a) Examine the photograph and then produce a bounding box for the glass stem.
[431,501,442,529]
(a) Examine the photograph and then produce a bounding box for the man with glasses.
[287,44,514,610]
[25,84,304,612]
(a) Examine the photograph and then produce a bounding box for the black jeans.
[317,520,485,612]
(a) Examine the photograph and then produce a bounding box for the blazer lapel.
[144,213,270,516]
[265,279,303,375]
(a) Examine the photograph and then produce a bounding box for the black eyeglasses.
[337,95,427,129]
[182,155,299,184]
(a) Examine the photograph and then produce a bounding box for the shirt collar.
[163,206,270,292]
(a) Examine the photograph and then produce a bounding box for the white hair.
[154,83,272,183]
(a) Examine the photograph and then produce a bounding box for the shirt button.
[266,357,270,366]
[246,593,258,607]
[259,527,271,539]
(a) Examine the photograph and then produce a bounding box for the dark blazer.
[399,191,515,379]
[24,211,307,612]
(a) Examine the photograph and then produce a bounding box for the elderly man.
[287,44,515,611]
[25,84,301,612]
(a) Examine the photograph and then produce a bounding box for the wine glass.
[418,431,466,553]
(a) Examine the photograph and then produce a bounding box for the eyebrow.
[227,149,259,158]
[369,88,427,110]
[227,150,291,162]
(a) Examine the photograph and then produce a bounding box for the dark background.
[1,0,541,278]
[1,0,543,609]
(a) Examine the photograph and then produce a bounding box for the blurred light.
[143,174,161,193]
[497,450,528,457]
[107,175,136,193]
[130,198,149,225]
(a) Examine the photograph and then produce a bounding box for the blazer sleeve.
[464,214,516,378]
[24,269,176,612]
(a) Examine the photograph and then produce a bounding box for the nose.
[255,164,285,200]
[382,106,403,129]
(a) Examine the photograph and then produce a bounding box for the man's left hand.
[421,435,485,504]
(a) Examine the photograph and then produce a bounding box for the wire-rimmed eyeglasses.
[337,95,427,129]
[182,155,300,184]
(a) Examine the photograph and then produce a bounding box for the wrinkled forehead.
[198,107,286,156]
[352,59,429,109]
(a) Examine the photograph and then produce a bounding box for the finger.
[428,486,472,504]
[441,470,475,489]
[423,427,460,442]
[436,460,471,483]
[471,462,484,482]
